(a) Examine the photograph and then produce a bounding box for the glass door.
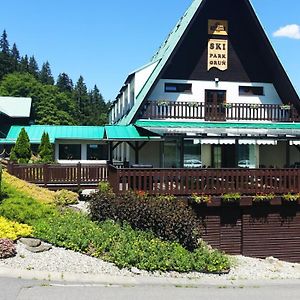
[162,139,181,168]
[205,90,226,121]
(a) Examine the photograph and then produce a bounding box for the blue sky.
[0,0,299,101]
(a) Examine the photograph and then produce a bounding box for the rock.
[25,243,52,253]
[131,267,142,275]
[19,238,41,247]
[265,256,279,264]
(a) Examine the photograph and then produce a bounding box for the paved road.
[1,277,300,300]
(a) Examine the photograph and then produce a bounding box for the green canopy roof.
[2,125,105,144]
[105,125,160,141]
[135,120,300,130]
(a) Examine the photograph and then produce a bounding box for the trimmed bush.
[0,216,33,240]
[10,128,32,163]
[38,132,54,163]
[89,187,202,251]
[0,238,16,259]
[54,189,79,206]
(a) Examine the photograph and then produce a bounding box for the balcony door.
[205,90,226,121]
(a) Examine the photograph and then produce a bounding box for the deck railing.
[108,165,300,195]
[7,163,108,189]
[141,101,300,122]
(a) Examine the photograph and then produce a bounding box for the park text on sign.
[207,39,228,71]
[208,20,228,36]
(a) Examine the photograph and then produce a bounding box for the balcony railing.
[108,165,300,196]
[141,101,300,122]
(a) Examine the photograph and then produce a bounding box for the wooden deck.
[108,165,300,195]
[7,163,108,190]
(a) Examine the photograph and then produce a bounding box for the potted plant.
[252,193,275,204]
[190,193,212,205]
[188,101,200,108]
[222,103,232,109]
[221,193,241,204]
[157,100,169,107]
[282,193,300,204]
[280,104,291,110]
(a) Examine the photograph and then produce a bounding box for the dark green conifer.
[39,61,54,85]
[38,132,53,163]
[0,30,10,54]
[28,56,39,78]
[10,128,32,163]
[56,72,73,93]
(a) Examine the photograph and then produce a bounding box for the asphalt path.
[1,277,300,300]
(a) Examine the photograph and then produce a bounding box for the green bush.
[54,189,79,206]
[89,188,202,251]
[10,128,32,163]
[38,132,54,163]
[33,210,230,273]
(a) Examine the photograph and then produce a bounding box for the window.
[59,144,81,160]
[184,139,202,168]
[87,144,108,160]
[165,83,192,93]
[239,86,264,96]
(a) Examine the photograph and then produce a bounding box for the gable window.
[165,83,192,93]
[239,86,264,96]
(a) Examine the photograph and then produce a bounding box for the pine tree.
[56,72,73,93]
[10,128,32,163]
[74,76,89,123]
[11,43,20,71]
[19,55,29,73]
[39,61,54,85]
[38,132,53,163]
[28,55,39,78]
[0,30,10,54]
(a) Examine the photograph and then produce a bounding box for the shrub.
[0,196,57,225]
[3,171,56,204]
[54,189,79,206]
[0,238,16,259]
[33,210,230,273]
[89,189,202,250]
[38,132,54,163]
[0,216,33,240]
[10,128,32,163]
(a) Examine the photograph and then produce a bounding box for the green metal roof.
[105,125,160,141]
[118,0,203,125]
[135,120,300,130]
[3,125,105,144]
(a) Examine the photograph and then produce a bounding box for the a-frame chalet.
[109,0,300,170]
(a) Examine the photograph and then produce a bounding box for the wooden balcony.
[108,165,300,196]
[141,101,300,122]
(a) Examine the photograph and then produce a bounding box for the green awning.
[135,120,300,130]
[105,125,160,141]
[135,120,300,138]
[2,125,105,144]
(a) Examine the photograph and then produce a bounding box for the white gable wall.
[148,79,282,105]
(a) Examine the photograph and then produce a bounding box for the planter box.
[240,197,253,206]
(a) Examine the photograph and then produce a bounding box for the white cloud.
[273,24,300,39]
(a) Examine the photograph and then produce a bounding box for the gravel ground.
[1,241,300,281]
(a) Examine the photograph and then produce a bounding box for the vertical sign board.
[208,39,228,71]
[208,20,228,71]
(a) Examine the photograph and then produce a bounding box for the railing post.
[43,164,48,187]
[107,164,119,193]
[77,162,81,190]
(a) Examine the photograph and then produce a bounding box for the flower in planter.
[280,104,291,110]
[191,193,211,204]
[221,193,241,203]
[250,103,259,109]
[188,102,200,108]
[157,100,169,107]
[282,193,300,202]
[222,103,232,108]
[252,193,275,203]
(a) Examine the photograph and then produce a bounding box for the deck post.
[77,162,81,190]
[43,164,49,187]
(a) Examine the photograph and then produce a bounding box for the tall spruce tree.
[19,55,29,73]
[0,30,9,54]
[74,76,89,123]
[39,61,54,85]
[11,43,20,71]
[56,72,73,93]
[38,132,53,163]
[28,55,39,78]
[10,128,32,163]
